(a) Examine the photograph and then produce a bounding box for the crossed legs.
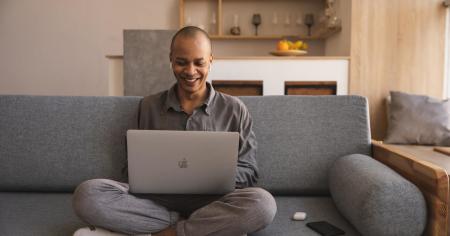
[73,179,277,236]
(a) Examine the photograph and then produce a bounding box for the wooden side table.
[372,141,450,236]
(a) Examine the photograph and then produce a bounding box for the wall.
[350,0,447,139]
[446,7,450,98]
[0,0,178,96]
[0,0,349,96]
[325,0,351,56]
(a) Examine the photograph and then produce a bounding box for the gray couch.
[0,95,427,236]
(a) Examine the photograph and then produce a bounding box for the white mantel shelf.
[214,56,350,60]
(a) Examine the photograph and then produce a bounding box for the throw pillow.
[384,91,450,146]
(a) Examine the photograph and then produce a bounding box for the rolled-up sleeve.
[235,104,259,188]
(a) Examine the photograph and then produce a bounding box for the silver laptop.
[126,130,239,194]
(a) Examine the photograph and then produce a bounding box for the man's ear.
[209,55,213,72]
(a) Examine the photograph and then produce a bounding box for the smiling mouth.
[183,77,200,83]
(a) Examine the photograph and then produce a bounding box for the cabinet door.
[212,80,263,96]
[285,81,336,95]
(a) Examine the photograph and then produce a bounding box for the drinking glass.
[304,14,314,36]
[272,12,278,25]
[252,14,262,36]
[285,13,291,26]
[296,13,303,26]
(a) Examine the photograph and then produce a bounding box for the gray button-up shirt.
[138,82,258,188]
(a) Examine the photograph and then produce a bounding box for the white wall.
[0,0,178,96]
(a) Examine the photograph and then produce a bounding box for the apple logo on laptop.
[178,158,188,168]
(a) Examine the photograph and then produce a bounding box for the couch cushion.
[0,95,141,192]
[385,91,450,146]
[250,196,360,236]
[0,192,85,235]
[1,193,359,236]
[240,96,371,194]
[329,154,426,236]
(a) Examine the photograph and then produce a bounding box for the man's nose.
[185,64,196,75]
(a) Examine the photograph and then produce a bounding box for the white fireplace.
[208,57,349,95]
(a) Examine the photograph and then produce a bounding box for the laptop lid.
[126,130,239,194]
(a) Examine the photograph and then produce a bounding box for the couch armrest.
[372,141,449,236]
[329,153,427,236]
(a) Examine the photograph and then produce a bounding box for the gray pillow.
[385,91,450,145]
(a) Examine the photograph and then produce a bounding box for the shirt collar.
[163,82,216,115]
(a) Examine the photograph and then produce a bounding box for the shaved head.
[170,26,212,56]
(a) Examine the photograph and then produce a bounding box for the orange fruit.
[277,40,290,51]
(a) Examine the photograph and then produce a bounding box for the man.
[73,26,277,236]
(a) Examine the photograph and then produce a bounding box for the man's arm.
[235,104,258,188]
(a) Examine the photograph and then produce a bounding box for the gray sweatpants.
[72,179,277,236]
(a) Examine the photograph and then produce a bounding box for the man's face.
[170,34,212,96]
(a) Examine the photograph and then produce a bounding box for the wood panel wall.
[350,0,447,139]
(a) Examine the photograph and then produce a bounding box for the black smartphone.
[306,221,345,236]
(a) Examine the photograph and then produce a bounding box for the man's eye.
[196,62,206,67]
[176,61,186,66]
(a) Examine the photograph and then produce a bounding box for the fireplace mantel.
[208,57,349,95]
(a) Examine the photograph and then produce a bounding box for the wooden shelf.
[179,0,342,41]
[211,35,294,40]
[209,24,342,40]
[210,34,328,40]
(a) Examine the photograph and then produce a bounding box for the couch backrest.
[239,96,371,195]
[1,95,371,194]
[0,95,141,192]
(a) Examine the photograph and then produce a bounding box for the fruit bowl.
[270,50,307,56]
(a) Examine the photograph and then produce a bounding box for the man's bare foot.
[152,227,176,236]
